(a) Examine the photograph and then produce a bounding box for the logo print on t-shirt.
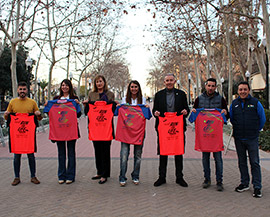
[124,113,135,127]
[17,121,29,133]
[96,110,107,122]
[203,120,214,133]
[168,122,179,135]
[58,111,69,123]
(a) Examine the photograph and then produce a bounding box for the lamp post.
[220,77,224,97]
[37,78,41,108]
[177,79,180,89]
[89,78,92,90]
[245,71,250,83]
[194,84,197,99]
[69,72,73,81]
[25,56,33,96]
[262,36,269,109]
[188,73,191,105]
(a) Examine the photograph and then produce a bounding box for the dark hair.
[126,80,143,104]
[59,79,75,97]
[238,81,250,90]
[18,81,27,87]
[205,78,217,85]
[164,73,176,80]
[93,75,108,92]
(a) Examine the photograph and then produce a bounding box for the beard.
[19,92,26,98]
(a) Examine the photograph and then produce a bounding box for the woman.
[119,80,147,187]
[86,75,115,184]
[53,79,81,184]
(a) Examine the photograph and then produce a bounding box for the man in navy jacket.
[230,81,266,198]
[152,73,189,187]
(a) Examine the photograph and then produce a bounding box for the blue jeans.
[235,138,262,189]
[202,151,223,183]
[14,153,36,178]
[57,140,76,181]
[119,142,143,182]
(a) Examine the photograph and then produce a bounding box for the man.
[192,78,229,191]
[230,81,266,198]
[4,81,42,186]
[152,73,189,187]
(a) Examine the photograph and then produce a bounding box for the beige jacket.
[88,90,115,102]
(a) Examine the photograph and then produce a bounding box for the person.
[230,81,266,198]
[84,75,115,184]
[4,81,42,186]
[118,80,147,187]
[192,78,229,191]
[152,73,189,187]
[50,79,81,184]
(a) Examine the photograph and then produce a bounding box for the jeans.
[119,142,143,182]
[57,140,76,181]
[202,151,223,183]
[235,138,262,189]
[14,153,36,178]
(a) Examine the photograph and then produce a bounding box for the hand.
[191,108,197,113]
[181,109,188,116]
[154,110,160,117]
[145,104,149,108]
[34,111,41,116]
[4,111,10,118]
[44,101,48,106]
[221,109,227,115]
[116,103,120,107]
[74,99,80,104]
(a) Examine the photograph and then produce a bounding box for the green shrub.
[263,109,270,131]
[259,130,270,151]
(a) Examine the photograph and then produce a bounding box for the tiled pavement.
[1,115,270,216]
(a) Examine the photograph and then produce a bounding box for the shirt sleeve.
[121,97,126,104]
[257,101,266,130]
[142,97,146,105]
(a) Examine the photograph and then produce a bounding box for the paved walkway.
[1,114,270,216]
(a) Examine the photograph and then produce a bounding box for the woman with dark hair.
[86,75,115,184]
[119,80,147,186]
[53,79,81,184]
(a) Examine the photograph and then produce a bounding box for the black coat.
[152,88,190,131]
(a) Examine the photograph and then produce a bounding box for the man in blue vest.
[192,78,229,191]
[230,81,266,198]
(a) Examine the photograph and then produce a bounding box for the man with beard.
[4,81,42,186]
[192,78,229,191]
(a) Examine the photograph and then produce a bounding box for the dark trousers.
[56,140,76,181]
[159,155,183,179]
[93,140,111,178]
[14,153,36,178]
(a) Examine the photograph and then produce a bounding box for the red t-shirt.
[48,101,79,141]
[195,110,224,152]
[9,113,37,154]
[87,101,113,141]
[158,113,184,155]
[115,105,146,145]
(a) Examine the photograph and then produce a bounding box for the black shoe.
[92,175,101,180]
[176,178,188,187]
[216,182,224,192]
[154,178,166,187]
[98,178,107,184]
[202,179,211,189]
[235,184,249,192]
[253,188,262,198]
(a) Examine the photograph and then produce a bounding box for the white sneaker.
[58,180,65,184]
[132,179,139,185]
[120,181,126,187]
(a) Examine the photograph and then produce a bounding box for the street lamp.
[188,73,191,105]
[25,56,33,96]
[69,72,73,81]
[245,71,250,82]
[37,78,41,107]
[89,78,92,90]
[262,36,269,109]
[220,77,224,96]
[177,79,180,89]
[194,84,197,99]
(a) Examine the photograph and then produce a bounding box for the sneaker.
[66,180,74,184]
[202,179,211,189]
[11,178,20,186]
[31,177,40,184]
[154,178,166,187]
[132,179,140,185]
[120,181,126,187]
[176,178,188,187]
[216,182,224,192]
[253,188,262,198]
[58,180,65,184]
[235,184,249,192]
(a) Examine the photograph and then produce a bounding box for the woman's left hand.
[75,99,80,104]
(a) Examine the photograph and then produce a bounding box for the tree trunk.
[10,43,18,97]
